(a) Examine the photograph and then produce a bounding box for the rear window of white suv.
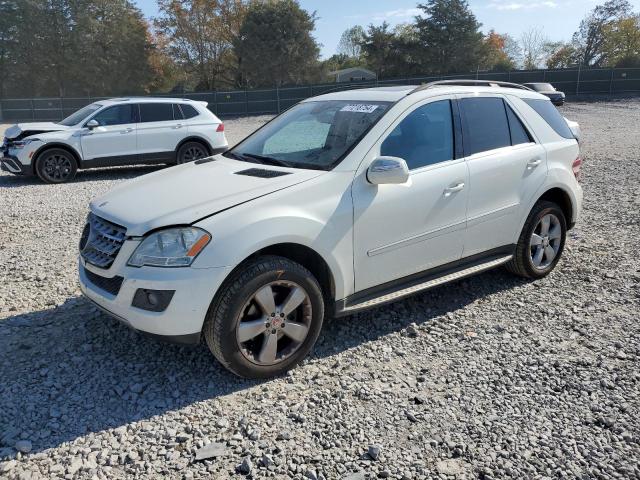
[522,98,574,139]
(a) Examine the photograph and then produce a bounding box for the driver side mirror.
[367,156,409,185]
[86,119,99,130]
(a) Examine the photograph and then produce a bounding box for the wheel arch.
[535,187,574,229]
[176,136,213,156]
[31,143,82,174]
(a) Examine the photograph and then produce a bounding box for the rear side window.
[139,103,174,122]
[460,97,511,155]
[505,104,533,145]
[180,104,200,119]
[381,99,454,170]
[522,98,573,139]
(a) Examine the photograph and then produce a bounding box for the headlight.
[128,227,211,267]
[11,138,40,149]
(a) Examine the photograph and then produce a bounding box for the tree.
[545,42,578,69]
[155,0,248,91]
[235,0,320,87]
[602,14,640,67]
[481,30,516,71]
[520,27,548,70]
[337,26,365,58]
[414,0,485,74]
[572,0,633,66]
[359,22,419,78]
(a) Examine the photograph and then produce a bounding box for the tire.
[35,148,78,184]
[506,200,567,279]
[203,255,325,379]
[176,141,209,164]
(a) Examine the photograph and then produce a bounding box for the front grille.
[80,213,127,268]
[84,267,124,296]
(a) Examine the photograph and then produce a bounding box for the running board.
[337,254,513,315]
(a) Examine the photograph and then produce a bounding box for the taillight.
[216,123,224,132]
[572,157,582,182]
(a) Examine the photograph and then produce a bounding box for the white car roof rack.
[411,79,534,94]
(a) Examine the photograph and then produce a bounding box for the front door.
[352,97,469,292]
[80,104,138,165]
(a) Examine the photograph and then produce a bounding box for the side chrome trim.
[340,254,512,314]
[367,219,466,257]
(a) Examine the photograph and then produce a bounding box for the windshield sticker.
[340,104,379,114]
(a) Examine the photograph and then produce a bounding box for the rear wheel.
[35,148,77,183]
[506,201,567,279]
[203,256,325,379]
[176,141,208,164]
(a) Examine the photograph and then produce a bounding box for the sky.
[134,0,640,59]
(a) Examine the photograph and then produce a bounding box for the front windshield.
[226,100,391,170]
[58,104,102,126]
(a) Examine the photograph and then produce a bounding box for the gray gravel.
[1,100,639,479]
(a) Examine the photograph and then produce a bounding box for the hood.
[4,122,70,140]
[90,157,324,236]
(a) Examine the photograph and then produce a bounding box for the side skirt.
[335,246,514,316]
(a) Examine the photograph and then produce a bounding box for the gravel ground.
[0,100,639,479]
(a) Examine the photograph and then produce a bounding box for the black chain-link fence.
[1,67,639,122]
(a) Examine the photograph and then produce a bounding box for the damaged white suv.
[79,81,583,378]
[1,97,227,183]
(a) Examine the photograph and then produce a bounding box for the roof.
[327,67,376,76]
[306,83,548,103]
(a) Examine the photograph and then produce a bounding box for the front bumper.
[79,255,233,343]
[1,154,30,175]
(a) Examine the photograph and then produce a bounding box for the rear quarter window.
[180,104,200,119]
[523,98,574,139]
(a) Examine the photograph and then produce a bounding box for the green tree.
[545,42,578,69]
[359,22,420,78]
[155,0,248,91]
[337,25,365,58]
[602,14,640,67]
[414,0,484,74]
[235,0,320,87]
[572,0,633,66]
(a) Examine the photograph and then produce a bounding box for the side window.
[380,99,454,170]
[172,104,184,120]
[179,104,200,119]
[522,98,573,139]
[505,104,533,145]
[139,103,174,123]
[91,105,135,126]
[460,97,511,155]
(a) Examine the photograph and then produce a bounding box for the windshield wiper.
[241,153,294,168]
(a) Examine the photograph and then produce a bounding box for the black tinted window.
[139,103,174,122]
[460,97,511,155]
[91,105,135,126]
[172,104,184,120]
[180,104,199,119]
[381,100,454,170]
[523,98,573,139]
[506,104,533,145]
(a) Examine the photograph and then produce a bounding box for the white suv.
[78,81,583,378]
[1,97,227,183]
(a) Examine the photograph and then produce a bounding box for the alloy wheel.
[179,145,206,163]
[236,281,312,366]
[41,153,73,182]
[529,213,562,269]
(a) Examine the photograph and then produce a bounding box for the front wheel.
[203,256,325,378]
[35,148,77,183]
[506,201,567,279]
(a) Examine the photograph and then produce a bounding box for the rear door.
[80,104,138,165]
[136,103,188,163]
[457,94,547,256]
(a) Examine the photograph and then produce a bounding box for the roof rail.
[411,79,533,94]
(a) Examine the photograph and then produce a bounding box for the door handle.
[444,182,465,196]
[121,128,133,134]
[527,158,542,169]
[172,123,183,129]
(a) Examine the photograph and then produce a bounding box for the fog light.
[132,289,175,312]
